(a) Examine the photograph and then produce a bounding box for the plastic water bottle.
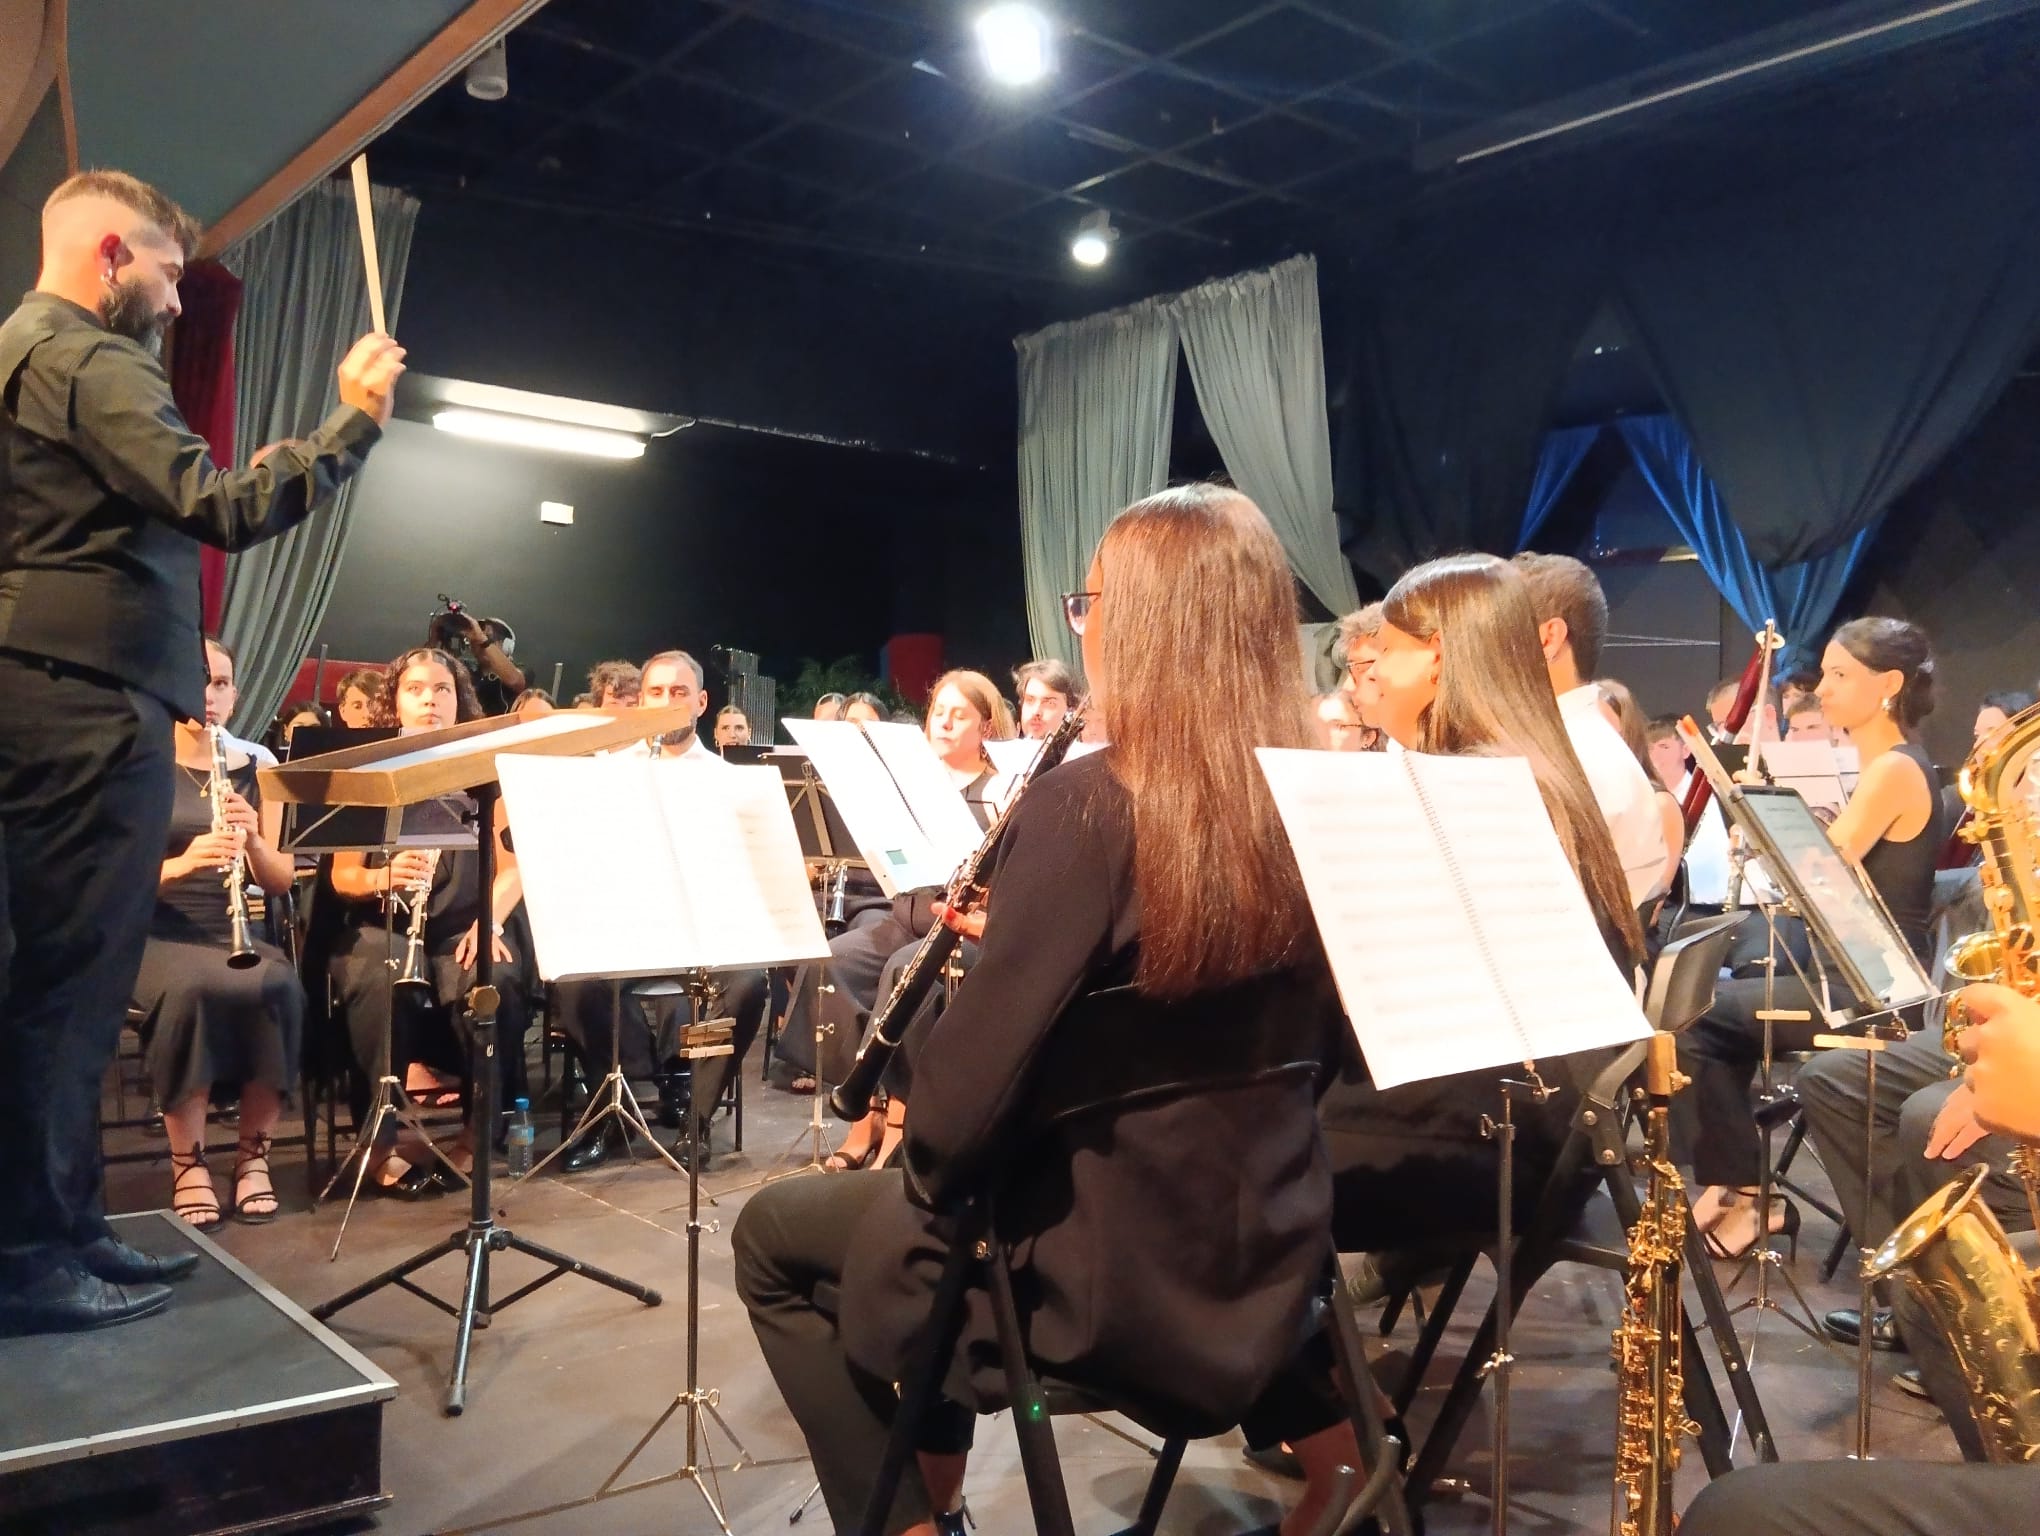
[506,1097,535,1178]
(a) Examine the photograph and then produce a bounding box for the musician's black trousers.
[733,1169,969,1536]
[1679,1460,2040,1536]
[0,653,174,1287]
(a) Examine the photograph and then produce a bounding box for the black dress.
[132,762,303,1108]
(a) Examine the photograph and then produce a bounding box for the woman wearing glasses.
[735,487,1351,1536]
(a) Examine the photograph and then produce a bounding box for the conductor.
[0,170,404,1336]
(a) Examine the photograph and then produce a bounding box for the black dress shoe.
[563,1124,622,1174]
[373,1164,451,1201]
[673,1124,714,1174]
[77,1236,200,1284]
[0,1264,172,1337]
[1823,1307,1902,1350]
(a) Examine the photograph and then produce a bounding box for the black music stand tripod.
[312,780,663,1415]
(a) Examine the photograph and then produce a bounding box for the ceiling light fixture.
[433,408,646,460]
[976,4,1052,87]
[1070,209,1116,267]
[465,38,508,101]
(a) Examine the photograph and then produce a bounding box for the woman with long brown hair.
[1254,553,1651,1529]
[734,485,1348,1536]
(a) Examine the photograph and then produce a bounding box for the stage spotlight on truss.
[1070,210,1116,267]
[976,4,1052,87]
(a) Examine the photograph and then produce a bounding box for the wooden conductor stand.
[261,707,698,1415]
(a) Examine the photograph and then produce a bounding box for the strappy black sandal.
[232,1132,279,1225]
[171,1143,221,1229]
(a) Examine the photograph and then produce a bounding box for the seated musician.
[1255,554,1648,1526]
[1514,553,1671,907]
[587,658,640,710]
[552,650,765,1170]
[334,666,382,728]
[139,636,304,1226]
[1677,618,1943,1258]
[844,691,886,724]
[268,699,329,757]
[714,704,751,750]
[823,669,1015,1170]
[1312,689,1372,752]
[509,687,554,720]
[325,647,528,1193]
[1706,675,1780,744]
[813,691,846,721]
[1677,981,2040,1535]
[1785,691,1838,743]
[1597,678,1686,908]
[734,484,1348,1536]
[1012,657,1076,740]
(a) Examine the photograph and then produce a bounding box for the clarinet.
[829,707,1087,1120]
[205,724,260,970]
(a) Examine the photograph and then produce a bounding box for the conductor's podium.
[0,1212,395,1536]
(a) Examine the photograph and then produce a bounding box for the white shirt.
[1557,684,1671,907]
[222,729,277,768]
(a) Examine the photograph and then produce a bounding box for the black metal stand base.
[309,781,662,1416]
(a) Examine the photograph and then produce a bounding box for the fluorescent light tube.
[432,408,646,460]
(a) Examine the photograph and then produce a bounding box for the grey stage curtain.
[1171,255,1358,617]
[218,179,420,733]
[1016,297,1177,665]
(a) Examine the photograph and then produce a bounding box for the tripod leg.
[503,1231,663,1305]
[312,1224,466,1321]
[1683,1221,1777,1462]
[446,1229,489,1416]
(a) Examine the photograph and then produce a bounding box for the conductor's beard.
[101,277,170,353]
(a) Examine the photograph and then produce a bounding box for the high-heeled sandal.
[232,1133,278,1225]
[933,1501,974,1535]
[1704,1193,1800,1261]
[823,1140,879,1171]
[171,1144,221,1229]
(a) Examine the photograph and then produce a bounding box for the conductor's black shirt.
[0,290,380,719]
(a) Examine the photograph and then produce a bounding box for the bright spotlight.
[1070,209,1115,267]
[976,4,1051,87]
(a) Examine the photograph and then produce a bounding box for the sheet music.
[1753,739,1852,818]
[496,754,829,981]
[1257,748,1647,1089]
[858,721,986,866]
[655,764,831,971]
[1409,753,1651,1063]
[782,719,949,894]
[1257,750,1524,1088]
[986,738,1045,778]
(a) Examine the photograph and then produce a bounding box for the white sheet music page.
[782,719,942,895]
[1408,752,1649,1061]
[655,764,831,970]
[858,721,985,872]
[495,754,696,981]
[1256,749,1524,1089]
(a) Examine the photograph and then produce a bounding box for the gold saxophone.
[1864,701,2040,1462]
[1611,1033,1697,1536]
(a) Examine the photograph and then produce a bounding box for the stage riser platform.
[0,1213,395,1536]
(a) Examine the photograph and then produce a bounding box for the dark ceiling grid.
[371,0,1971,287]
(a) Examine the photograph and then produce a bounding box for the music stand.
[263,706,698,1415]
[724,754,865,1189]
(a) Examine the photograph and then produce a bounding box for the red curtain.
[884,633,944,707]
[166,260,245,633]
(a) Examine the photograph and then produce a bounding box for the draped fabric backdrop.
[1516,424,1599,551]
[1016,299,1176,664]
[164,260,245,633]
[218,180,420,733]
[1333,204,1611,585]
[1618,414,1872,656]
[1170,255,1357,615]
[1617,125,2040,568]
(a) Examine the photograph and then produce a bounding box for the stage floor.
[98,1055,1960,1536]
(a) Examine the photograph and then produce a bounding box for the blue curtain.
[1516,424,1599,550]
[1617,414,1874,656]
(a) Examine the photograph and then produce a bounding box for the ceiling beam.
[199,0,551,256]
